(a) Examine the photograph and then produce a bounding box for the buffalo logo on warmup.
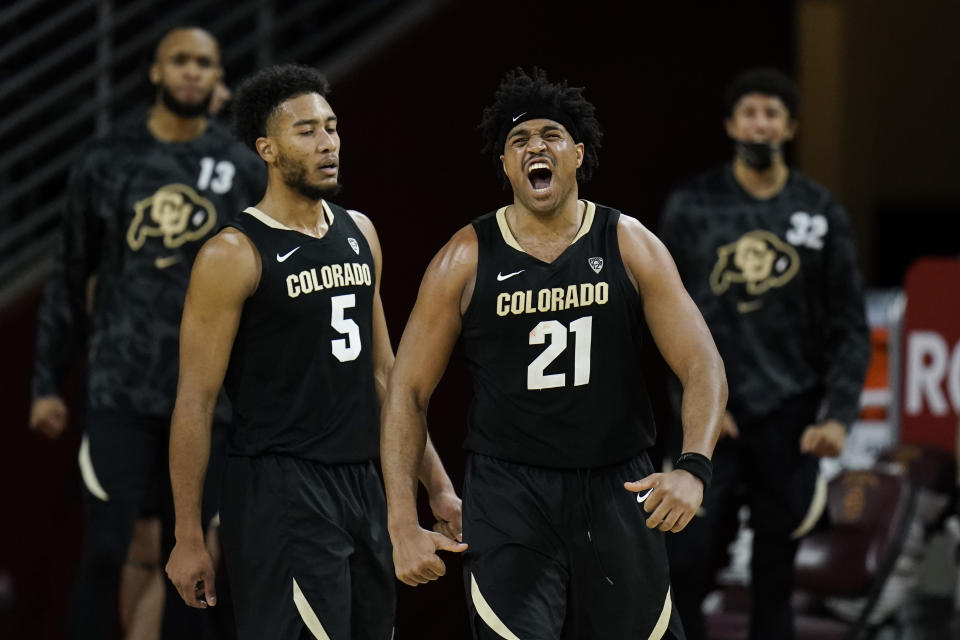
[709,230,799,297]
[127,183,217,251]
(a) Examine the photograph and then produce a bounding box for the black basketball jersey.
[659,165,869,426]
[461,201,658,468]
[33,112,265,420]
[223,203,379,462]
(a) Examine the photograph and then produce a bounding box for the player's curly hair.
[479,67,602,184]
[723,67,798,118]
[232,64,330,152]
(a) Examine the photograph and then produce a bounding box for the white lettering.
[596,282,608,304]
[906,331,949,415]
[321,266,334,288]
[286,274,300,298]
[331,264,345,288]
[497,293,510,316]
[298,271,314,295]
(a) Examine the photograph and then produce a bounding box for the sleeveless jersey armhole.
[460,232,484,324]
[222,217,264,299]
[607,211,643,312]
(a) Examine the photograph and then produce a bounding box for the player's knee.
[82,532,129,575]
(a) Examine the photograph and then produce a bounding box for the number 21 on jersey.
[528,316,592,389]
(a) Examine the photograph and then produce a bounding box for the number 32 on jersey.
[528,316,592,389]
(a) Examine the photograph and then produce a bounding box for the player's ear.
[784,118,798,142]
[575,143,584,168]
[256,137,274,163]
[500,155,506,173]
[724,116,736,140]
[149,62,161,86]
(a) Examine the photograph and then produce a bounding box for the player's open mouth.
[527,161,553,192]
[319,161,338,175]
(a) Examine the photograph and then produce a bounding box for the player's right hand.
[29,396,68,439]
[166,538,217,608]
[390,523,467,587]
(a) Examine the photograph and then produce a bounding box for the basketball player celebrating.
[165,64,460,640]
[381,67,727,639]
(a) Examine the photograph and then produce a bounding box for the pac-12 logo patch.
[347,237,360,255]
[588,257,604,274]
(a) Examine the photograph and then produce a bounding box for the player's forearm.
[678,355,727,455]
[823,294,870,427]
[418,434,455,498]
[33,267,81,398]
[169,394,214,542]
[381,389,429,533]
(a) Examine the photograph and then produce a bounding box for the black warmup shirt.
[659,165,870,426]
[223,204,380,462]
[461,201,657,469]
[33,111,266,419]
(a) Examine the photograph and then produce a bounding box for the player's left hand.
[624,470,703,533]
[429,488,463,542]
[166,537,217,608]
[800,420,846,458]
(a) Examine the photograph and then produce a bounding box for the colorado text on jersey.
[285,262,372,298]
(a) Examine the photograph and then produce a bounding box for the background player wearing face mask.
[658,67,871,640]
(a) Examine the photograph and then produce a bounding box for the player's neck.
[732,157,789,200]
[147,105,208,142]
[506,196,585,260]
[510,190,582,231]
[256,186,330,238]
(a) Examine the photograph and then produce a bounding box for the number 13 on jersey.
[528,316,592,389]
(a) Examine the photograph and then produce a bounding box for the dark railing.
[0,0,443,301]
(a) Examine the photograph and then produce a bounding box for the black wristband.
[674,452,712,490]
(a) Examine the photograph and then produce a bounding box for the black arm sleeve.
[31,157,102,399]
[820,199,870,427]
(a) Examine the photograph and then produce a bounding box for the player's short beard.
[158,84,212,118]
[277,151,342,201]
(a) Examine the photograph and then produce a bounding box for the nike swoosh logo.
[737,300,763,314]
[512,112,527,122]
[277,246,301,262]
[154,255,181,269]
[636,488,654,504]
[497,270,524,281]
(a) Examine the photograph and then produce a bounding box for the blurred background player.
[29,26,265,639]
[659,67,870,640]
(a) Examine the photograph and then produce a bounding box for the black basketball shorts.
[219,455,395,640]
[462,453,685,640]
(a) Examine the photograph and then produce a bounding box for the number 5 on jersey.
[331,294,361,362]
[528,316,592,389]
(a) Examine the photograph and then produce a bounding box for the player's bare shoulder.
[427,224,478,280]
[419,224,479,313]
[616,213,675,289]
[192,227,261,297]
[347,208,378,242]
